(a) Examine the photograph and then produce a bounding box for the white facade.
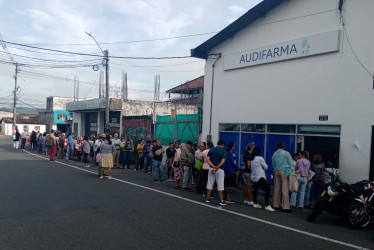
[1,122,46,135]
[199,0,374,182]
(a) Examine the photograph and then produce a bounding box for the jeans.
[39,141,43,153]
[290,177,308,208]
[122,151,131,169]
[304,182,311,206]
[182,166,191,188]
[143,157,148,171]
[152,160,163,181]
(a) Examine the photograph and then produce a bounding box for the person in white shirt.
[21,130,28,149]
[250,146,275,212]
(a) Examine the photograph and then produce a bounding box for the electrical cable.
[24,32,219,46]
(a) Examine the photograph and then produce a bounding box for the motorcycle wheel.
[346,201,371,229]
[307,198,329,222]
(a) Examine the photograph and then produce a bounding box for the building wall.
[202,0,374,182]
[2,122,46,135]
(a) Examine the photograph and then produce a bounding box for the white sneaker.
[265,205,275,212]
[108,176,112,180]
[247,201,254,206]
[253,204,262,209]
[100,175,104,179]
[243,200,249,205]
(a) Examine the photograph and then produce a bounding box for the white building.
[191,0,374,182]
[1,115,46,135]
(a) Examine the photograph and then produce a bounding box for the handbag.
[194,160,203,170]
[288,173,300,192]
[308,169,315,181]
[96,153,102,162]
[27,137,31,142]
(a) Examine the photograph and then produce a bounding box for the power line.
[0,50,102,63]
[0,40,192,59]
[22,32,219,46]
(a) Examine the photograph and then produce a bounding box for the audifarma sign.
[223,30,341,71]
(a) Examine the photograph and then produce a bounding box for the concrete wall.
[201,0,374,182]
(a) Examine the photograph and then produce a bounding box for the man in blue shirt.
[206,139,227,206]
[66,133,75,161]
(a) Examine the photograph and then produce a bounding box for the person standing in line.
[223,142,237,203]
[148,140,156,173]
[243,143,255,206]
[303,151,312,209]
[173,143,183,189]
[142,140,151,172]
[135,139,144,171]
[12,128,20,150]
[30,131,37,150]
[100,134,115,179]
[206,139,227,206]
[82,136,92,167]
[195,142,206,194]
[152,139,165,183]
[199,141,213,197]
[166,142,176,182]
[94,134,104,175]
[58,133,66,159]
[181,141,194,191]
[122,135,133,169]
[42,132,48,155]
[112,133,121,168]
[49,130,57,162]
[38,132,43,154]
[20,129,27,149]
[66,133,75,161]
[271,141,294,212]
[309,153,325,208]
[250,146,275,212]
[290,151,310,209]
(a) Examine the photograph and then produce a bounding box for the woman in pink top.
[200,141,214,197]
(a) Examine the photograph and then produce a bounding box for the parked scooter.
[345,181,374,229]
[307,168,368,224]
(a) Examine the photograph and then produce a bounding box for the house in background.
[39,96,74,133]
[1,115,46,135]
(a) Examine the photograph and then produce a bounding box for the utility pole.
[84,31,110,134]
[104,50,110,134]
[13,63,19,127]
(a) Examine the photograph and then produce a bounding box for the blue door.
[265,134,295,183]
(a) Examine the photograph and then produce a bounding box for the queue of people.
[13,130,327,210]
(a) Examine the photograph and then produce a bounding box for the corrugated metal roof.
[166,76,204,93]
[191,0,286,59]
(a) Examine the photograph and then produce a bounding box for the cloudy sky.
[0,0,262,109]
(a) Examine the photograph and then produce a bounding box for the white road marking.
[23,150,369,250]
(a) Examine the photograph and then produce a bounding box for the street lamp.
[85,31,110,134]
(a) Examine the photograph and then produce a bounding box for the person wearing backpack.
[12,128,20,150]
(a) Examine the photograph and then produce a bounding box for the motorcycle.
[307,168,368,224]
[345,181,374,229]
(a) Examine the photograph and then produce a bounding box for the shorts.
[206,168,225,191]
[243,173,253,185]
[173,166,183,180]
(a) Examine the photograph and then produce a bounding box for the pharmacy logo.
[301,39,310,55]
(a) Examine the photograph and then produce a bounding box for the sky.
[0,0,263,109]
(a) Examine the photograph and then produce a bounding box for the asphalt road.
[0,137,373,250]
